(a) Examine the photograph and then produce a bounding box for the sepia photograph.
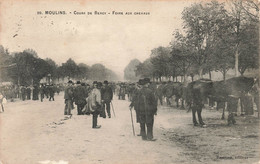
[0,0,259,163]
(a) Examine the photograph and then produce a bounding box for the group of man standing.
[63,78,158,140]
[129,78,157,141]
[19,84,58,102]
[64,80,113,129]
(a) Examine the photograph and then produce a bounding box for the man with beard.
[101,80,113,118]
[138,78,157,141]
[73,81,87,115]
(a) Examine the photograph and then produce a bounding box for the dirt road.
[0,93,259,164]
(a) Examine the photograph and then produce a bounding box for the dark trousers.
[40,94,44,102]
[27,94,31,100]
[64,99,73,115]
[49,96,54,101]
[104,101,111,117]
[140,114,154,140]
[92,111,99,128]
[77,104,85,115]
[209,98,214,107]
[22,94,26,101]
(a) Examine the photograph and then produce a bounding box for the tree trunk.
[223,70,226,81]
[184,73,187,83]
[199,68,203,79]
[18,76,20,86]
[191,75,194,82]
[209,69,211,80]
[239,67,246,76]
[172,75,175,82]
[235,45,239,77]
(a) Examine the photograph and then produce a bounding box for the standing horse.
[156,82,185,108]
[186,77,256,126]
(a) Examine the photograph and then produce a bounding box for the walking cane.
[110,101,116,117]
[130,107,135,136]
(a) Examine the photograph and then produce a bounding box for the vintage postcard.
[0,0,259,164]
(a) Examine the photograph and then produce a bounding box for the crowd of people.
[63,80,114,129]
[0,84,63,102]
[61,79,158,142]
[2,77,257,142]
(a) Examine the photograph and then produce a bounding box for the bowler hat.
[144,78,151,84]
[104,80,108,84]
[138,79,146,85]
[68,80,73,84]
[76,81,81,84]
[93,81,98,85]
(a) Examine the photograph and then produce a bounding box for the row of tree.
[131,0,259,82]
[0,45,118,86]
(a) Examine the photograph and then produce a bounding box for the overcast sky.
[0,0,197,80]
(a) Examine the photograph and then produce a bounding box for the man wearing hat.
[64,80,74,115]
[89,81,102,128]
[21,85,26,101]
[49,84,55,101]
[73,81,87,115]
[138,78,157,141]
[101,80,113,118]
[119,83,126,100]
[227,95,239,125]
[39,84,45,102]
[129,79,143,136]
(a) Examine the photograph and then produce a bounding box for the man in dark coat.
[73,81,87,115]
[227,95,239,125]
[64,80,74,115]
[39,84,45,102]
[129,79,142,136]
[138,78,157,141]
[101,80,113,118]
[119,83,126,100]
[21,86,26,101]
[191,88,205,126]
[44,85,49,98]
[49,84,55,101]
[32,85,39,100]
[26,86,31,100]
